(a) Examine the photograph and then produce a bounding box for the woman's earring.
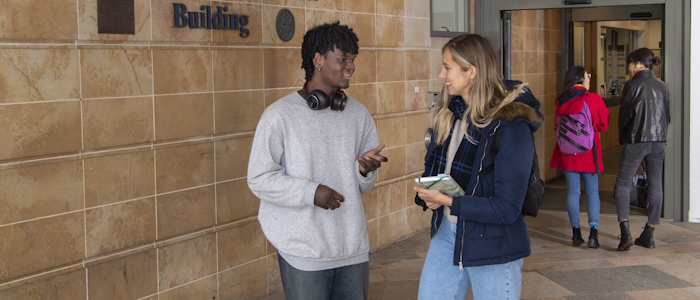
[317,66,321,71]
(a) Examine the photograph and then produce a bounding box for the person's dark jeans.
[277,253,369,300]
[614,142,665,224]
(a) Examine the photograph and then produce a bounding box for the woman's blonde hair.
[433,34,527,145]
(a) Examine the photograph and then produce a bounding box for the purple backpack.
[556,96,594,155]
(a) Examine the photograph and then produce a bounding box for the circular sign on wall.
[276,9,295,42]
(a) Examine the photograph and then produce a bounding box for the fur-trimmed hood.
[492,80,544,133]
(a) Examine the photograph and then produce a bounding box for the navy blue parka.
[417,81,543,268]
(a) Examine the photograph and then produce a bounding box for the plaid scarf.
[423,96,480,190]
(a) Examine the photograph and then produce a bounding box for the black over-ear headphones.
[302,85,347,111]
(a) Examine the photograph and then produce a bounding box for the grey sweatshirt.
[247,91,380,271]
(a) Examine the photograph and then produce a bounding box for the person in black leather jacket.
[614,47,670,251]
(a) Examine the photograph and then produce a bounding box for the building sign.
[173,3,250,37]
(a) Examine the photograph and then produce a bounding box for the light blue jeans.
[563,171,600,229]
[417,220,524,300]
[277,253,369,300]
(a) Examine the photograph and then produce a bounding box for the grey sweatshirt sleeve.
[247,109,319,208]
[355,110,380,194]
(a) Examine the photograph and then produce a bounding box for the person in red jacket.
[550,66,610,248]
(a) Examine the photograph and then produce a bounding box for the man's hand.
[358,144,389,176]
[314,185,345,210]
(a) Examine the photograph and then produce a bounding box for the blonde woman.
[414,34,543,300]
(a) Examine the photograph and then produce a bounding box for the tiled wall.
[0,0,443,298]
[508,9,563,181]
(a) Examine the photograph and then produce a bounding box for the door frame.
[479,0,689,221]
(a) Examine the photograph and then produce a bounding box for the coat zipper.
[459,123,498,270]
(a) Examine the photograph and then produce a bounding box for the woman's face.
[439,49,474,99]
[628,61,645,78]
[582,71,591,90]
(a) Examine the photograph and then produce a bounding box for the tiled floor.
[260,189,700,300]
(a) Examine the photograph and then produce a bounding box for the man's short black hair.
[301,21,359,81]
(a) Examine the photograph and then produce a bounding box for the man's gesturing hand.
[358,144,389,176]
[314,185,345,210]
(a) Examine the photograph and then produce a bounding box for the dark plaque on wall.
[98,0,135,34]
[276,9,295,42]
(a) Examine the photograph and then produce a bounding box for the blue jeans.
[417,221,523,300]
[563,171,600,229]
[277,253,368,300]
[614,142,665,224]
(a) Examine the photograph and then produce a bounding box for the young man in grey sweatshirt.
[247,22,388,300]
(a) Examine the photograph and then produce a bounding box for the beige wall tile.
[263,49,305,89]
[377,146,406,182]
[262,6,304,45]
[376,51,405,82]
[78,0,151,41]
[511,51,524,76]
[377,82,405,115]
[545,9,562,29]
[153,49,212,95]
[264,88,297,108]
[0,160,83,226]
[430,49,443,80]
[214,49,264,91]
[151,0,210,42]
[511,26,525,51]
[0,101,81,162]
[367,219,379,252]
[218,259,267,300]
[377,117,406,148]
[406,51,430,81]
[218,221,266,271]
[83,97,154,150]
[346,83,377,116]
[546,30,562,53]
[155,143,215,193]
[160,275,217,300]
[343,0,375,14]
[405,112,431,144]
[267,254,283,294]
[305,0,341,11]
[0,270,86,300]
[86,198,156,257]
[361,186,379,221]
[263,0,305,7]
[215,90,264,135]
[406,142,427,174]
[158,234,217,290]
[344,13,375,47]
[157,186,215,240]
[0,0,77,40]
[405,80,428,111]
[352,50,377,84]
[0,212,84,282]
[217,179,259,224]
[81,49,153,99]
[87,250,157,299]
[405,0,430,18]
[85,151,155,207]
[375,16,403,47]
[0,49,80,104]
[215,136,253,181]
[155,93,213,141]
[377,181,406,217]
[378,210,407,248]
[406,205,430,235]
[211,2,263,45]
[305,10,342,32]
[523,28,538,52]
[377,0,404,16]
[403,18,430,48]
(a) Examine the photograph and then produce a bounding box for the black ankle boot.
[634,224,656,248]
[617,221,633,251]
[572,227,584,247]
[588,228,599,248]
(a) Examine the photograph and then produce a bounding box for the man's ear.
[313,52,324,69]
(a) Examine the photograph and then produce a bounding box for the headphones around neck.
[302,86,347,111]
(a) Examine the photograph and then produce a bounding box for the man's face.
[316,46,356,89]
